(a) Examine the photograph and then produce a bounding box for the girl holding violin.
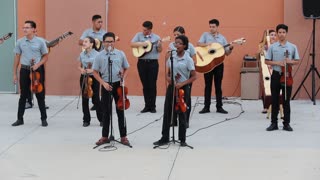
[265,24,300,132]
[78,36,102,127]
[165,26,197,128]
[153,35,197,147]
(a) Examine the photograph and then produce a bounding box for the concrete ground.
[0,94,319,180]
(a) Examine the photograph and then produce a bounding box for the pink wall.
[19,0,319,99]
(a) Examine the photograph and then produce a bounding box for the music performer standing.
[93,32,130,146]
[265,24,299,131]
[198,19,233,114]
[12,20,48,127]
[79,14,106,111]
[153,35,196,147]
[131,21,162,113]
[165,26,196,127]
[78,36,102,127]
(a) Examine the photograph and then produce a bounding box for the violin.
[280,50,293,87]
[117,77,130,110]
[175,88,187,113]
[30,59,43,93]
[83,63,93,98]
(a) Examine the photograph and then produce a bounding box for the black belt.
[139,59,157,62]
[21,64,31,70]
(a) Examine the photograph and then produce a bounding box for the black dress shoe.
[199,107,210,114]
[180,141,187,147]
[283,124,293,131]
[150,108,156,113]
[140,107,150,113]
[266,123,278,131]
[41,120,48,127]
[217,108,228,114]
[12,120,24,126]
[83,122,90,127]
[153,138,169,146]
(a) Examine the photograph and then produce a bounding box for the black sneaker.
[140,107,150,113]
[283,124,293,131]
[12,120,24,126]
[217,107,228,114]
[153,138,169,146]
[83,122,90,127]
[199,107,210,114]
[266,123,278,131]
[41,120,48,127]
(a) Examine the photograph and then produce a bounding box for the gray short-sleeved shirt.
[198,32,231,53]
[78,49,99,75]
[265,41,300,73]
[168,42,196,58]
[80,28,106,41]
[14,36,48,66]
[93,48,129,83]
[80,28,107,51]
[166,52,195,83]
[131,32,161,60]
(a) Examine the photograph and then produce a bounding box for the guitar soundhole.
[265,77,270,80]
[208,49,216,54]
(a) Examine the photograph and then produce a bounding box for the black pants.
[137,59,159,109]
[18,67,47,121]
[101,81,126,138]
[203,63,224,109]
[80,74,102,123]
[271,71,292,124]
[161,84,190,142]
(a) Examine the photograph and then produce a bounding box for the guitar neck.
[47,38,60,48]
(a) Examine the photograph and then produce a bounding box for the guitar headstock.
[232,38,246,45]
[61,31,73,39]
[284,49,289,58]
[2,33,13,40]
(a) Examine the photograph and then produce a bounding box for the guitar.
[195,38,246,73]
[132,36,171,58]
[46,31,73,51]
[82,36,119,52]
[0,33,13,44]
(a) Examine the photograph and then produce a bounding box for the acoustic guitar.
[132,36,170,58]
[195,38,246,73]
[0,33,13,43]
[82,36,119,52]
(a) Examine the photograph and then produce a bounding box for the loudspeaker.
[302,0,320,18]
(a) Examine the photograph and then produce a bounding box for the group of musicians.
[8,14,300,147]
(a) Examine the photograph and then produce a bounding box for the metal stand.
[292,19,320,104]
[153,50,193,149]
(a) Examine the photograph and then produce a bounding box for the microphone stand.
[154,50,193,149]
